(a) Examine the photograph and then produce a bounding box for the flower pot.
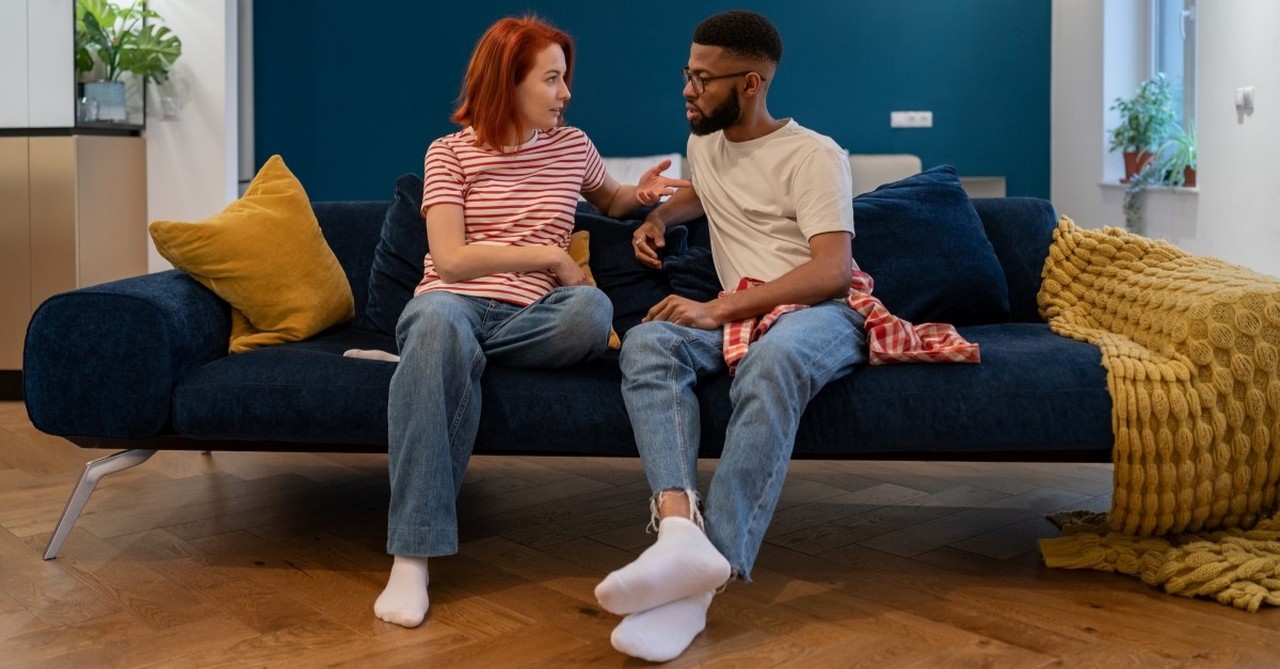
[1121,151,1154,183]
[1181,167,1196,188]
[1121,151,1154,182]
[83,81,127,123]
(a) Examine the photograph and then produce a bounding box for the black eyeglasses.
[682,66,762,95]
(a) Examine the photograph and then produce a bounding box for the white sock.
[374,555,429,628]
[611,590,714,663]
[595,516,730,615]
[343,348,400,363]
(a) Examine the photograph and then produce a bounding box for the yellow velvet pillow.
[149,155,354,354]
[568,231,621,350]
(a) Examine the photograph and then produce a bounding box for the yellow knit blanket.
[1036,217,1280,611]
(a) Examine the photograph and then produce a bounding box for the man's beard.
[688,89,741,136]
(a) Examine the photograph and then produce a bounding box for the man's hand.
[632,219,667,269]
[634,159,692,206]
[644,295,723,329]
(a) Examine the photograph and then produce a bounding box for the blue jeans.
[619,300,867,580]
[386,286,613,556]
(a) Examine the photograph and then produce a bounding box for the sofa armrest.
[24,270,231,439]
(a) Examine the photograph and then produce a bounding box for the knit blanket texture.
[1036,217,1280,611]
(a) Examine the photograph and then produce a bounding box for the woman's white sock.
[374,555,430,628]
[611,590,714,663]
[595,516,730,615]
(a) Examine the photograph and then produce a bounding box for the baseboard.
[0,371,23,401]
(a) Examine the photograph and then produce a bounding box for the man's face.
[688,88,741,136]
[684,44,745,136]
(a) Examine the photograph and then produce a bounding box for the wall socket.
[890,111,933,128]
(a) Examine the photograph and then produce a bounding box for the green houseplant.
[1109,73,1177,182]
[1156,123,1197,188]
[74,0,182,123]
[1122,122,1196,233]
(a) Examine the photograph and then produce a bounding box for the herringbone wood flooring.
[2,400,1278,667]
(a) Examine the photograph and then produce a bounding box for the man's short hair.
[692,10,782,64]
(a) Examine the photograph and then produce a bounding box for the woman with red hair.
[375,15,688,629]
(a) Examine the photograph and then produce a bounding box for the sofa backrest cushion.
[572,207,688,334]
[358,173,428,336]
[970,197,1057,323]
[850,165,1011,325]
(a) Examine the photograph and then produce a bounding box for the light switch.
[1236,86,1255,113]
[890,111,933,128]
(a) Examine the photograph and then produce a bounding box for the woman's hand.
[634,159,693,206]
[547,248,590,287]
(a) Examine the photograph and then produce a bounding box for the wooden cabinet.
[0,133,147,381]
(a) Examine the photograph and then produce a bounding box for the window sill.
[1098,181,1199,194]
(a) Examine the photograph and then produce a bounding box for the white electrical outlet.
[890,111,933,128]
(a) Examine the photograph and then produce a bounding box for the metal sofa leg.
[43,449,158,560]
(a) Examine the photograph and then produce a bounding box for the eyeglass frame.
[682,66,764,95]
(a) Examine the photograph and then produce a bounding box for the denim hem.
[387,528,459,557]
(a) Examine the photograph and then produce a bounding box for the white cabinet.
[1,0,74,129]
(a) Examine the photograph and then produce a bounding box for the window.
[1152,0,1197,129]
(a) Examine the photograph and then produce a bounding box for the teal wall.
[254,1,1050,201]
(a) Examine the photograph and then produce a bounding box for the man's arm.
[632,186,705,269]
[644,230,852,328]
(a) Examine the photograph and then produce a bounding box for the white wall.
[144,0,239,272]
[1052,0,1280,277]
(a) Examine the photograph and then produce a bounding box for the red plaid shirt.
[722,271,980,375]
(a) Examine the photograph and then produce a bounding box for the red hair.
[452,16,575,151]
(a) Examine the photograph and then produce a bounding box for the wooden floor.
[2,401,1278,667]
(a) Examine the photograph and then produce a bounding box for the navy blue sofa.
[23,166,1113,558]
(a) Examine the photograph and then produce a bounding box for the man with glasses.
[594,9,862,663]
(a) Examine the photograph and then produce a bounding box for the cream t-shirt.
[687,119,855,290]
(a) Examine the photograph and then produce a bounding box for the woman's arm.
[425,204,587,286]
[581,159,692,219]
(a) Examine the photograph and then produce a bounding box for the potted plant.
[1122,122,1196,233]
[1109,73,1176,182]
[74,0,182,123]
[1156,123,1197,188]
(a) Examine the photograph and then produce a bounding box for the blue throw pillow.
[358,173,426,335]
[852,165,1010,325]
[663,245,721,302]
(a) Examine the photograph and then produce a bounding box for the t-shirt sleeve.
[794,144,855,241]
[421,139,465,215]
[580,133,607,193]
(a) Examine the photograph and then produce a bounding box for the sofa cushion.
[573,209,686,334]
[691,323,1111,458]
[851,165,1011,326]
[663,246,721,302]
[148,154,354,353]
[359,173,427,336]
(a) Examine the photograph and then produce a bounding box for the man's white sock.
[374,555,429,628]
[611,590,714,663]
[595,516,730,615]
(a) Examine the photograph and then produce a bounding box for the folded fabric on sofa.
[1038,216,1280,611]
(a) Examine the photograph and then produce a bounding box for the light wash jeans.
[619,300,867,580]
[386,286,613,556]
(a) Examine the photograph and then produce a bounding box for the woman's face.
[515,43,571,140]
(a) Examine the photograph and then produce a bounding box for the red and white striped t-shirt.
[416,125,607,306]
